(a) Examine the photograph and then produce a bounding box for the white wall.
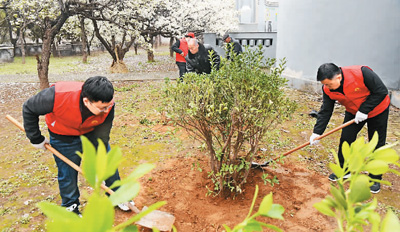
[276,0,400,92]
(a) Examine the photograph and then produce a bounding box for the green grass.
[0,55,87,75]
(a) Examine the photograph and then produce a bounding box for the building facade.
[276,0,400,107]
[205,0,400,107]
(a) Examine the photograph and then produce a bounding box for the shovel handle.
[5,115,140,214]
[273,119,356,161]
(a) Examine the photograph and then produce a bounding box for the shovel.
[6,115,175,232]
[252,119,356,168]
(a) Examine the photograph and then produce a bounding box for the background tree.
[57,15,90,63]
[0,5,11,44]
[0,0,239,89]
[0,0,124,89]
[0,0,18,54]
[11,2,39,63]
[91,20,138,73]
[174,0,239,36]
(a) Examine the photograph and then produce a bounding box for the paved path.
[0,70,178,83]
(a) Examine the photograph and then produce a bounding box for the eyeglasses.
[89,101,114,113]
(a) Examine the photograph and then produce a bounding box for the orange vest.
[323,66,390,118]
[45,82,111,136]
[175,38,188,63]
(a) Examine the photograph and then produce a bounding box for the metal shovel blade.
[251,161,271,168]
[136,206,175,231]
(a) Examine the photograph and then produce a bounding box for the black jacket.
[186,43,220,74]
[313,66,388,135]
[226,39,242,60]
[22,86,114,147]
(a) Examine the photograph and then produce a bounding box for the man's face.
[224,37,231,43]
[321,74,342,90]
[188,43,199,54]
[83,97,114,115]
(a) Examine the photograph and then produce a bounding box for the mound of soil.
[115,152,337,231]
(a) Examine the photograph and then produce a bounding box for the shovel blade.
[251,161,271,168]
[136,206,175,231]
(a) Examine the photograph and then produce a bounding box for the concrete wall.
[13,43,85,57]
[203,32,277,60]
[235,0,278,32]
[276,0,400,107]
[0,47,14,62]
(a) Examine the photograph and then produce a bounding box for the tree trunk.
[147,35,154,62]
[80,17,88,63]
[154,35,158,49]
[134,44,138,55]
[37,13,69,90]
[169,37,174,57]
[147,49,154,62]
[110,44,128,73]
[4,7,18,56]
[19,29,26,64]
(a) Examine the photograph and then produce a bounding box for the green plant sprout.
[314,132,400,232]
[37,136,167,232]
[223,185,284,232]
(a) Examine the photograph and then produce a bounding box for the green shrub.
[314,132,400,231]
[164,47,297,195]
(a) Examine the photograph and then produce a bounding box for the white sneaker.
[117,201,135,211]
[66,203,82,217]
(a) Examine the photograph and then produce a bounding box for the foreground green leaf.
[349,175,371,203]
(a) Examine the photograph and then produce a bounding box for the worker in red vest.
[22,76,134,216]
[309,63,390,194]
[171,32,195,81]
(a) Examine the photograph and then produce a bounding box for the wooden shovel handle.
[5,115,140,213]
[272,119,355,161]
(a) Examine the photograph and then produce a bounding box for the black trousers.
[338,107,389,180]
[176,62,187,80]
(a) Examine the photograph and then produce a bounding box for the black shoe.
[370,182,381,194]
[66,203,82,217]
[328,173,351,182]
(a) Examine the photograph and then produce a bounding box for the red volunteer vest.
[176,38,188,63]
[323,66,390,118]
[45,82,111,136]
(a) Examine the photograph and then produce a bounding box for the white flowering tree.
[1,0,50,64]
[55,15,87,62]
[165,0,238,57]
[1,0,239,88]
[0,0,125,89]
[172,0,239,37]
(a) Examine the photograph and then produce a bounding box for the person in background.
[22,76,134,216]
[171,32,195,81]
[309,63,390,194]
[186,38,220,74]
[222,33,242,60]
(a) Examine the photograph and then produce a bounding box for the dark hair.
[222,33,230,41]
[317,63,341,81]
[81,76,114,102]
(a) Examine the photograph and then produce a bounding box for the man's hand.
[32,137,49,151]
[181,52,185,57]
[309,133,321,146]
[355,111,368,124]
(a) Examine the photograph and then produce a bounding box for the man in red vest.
[22,76,134,216]
[171,32,195,81]
[309,63,390,194]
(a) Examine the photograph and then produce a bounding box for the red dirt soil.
[114,149,337,232]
